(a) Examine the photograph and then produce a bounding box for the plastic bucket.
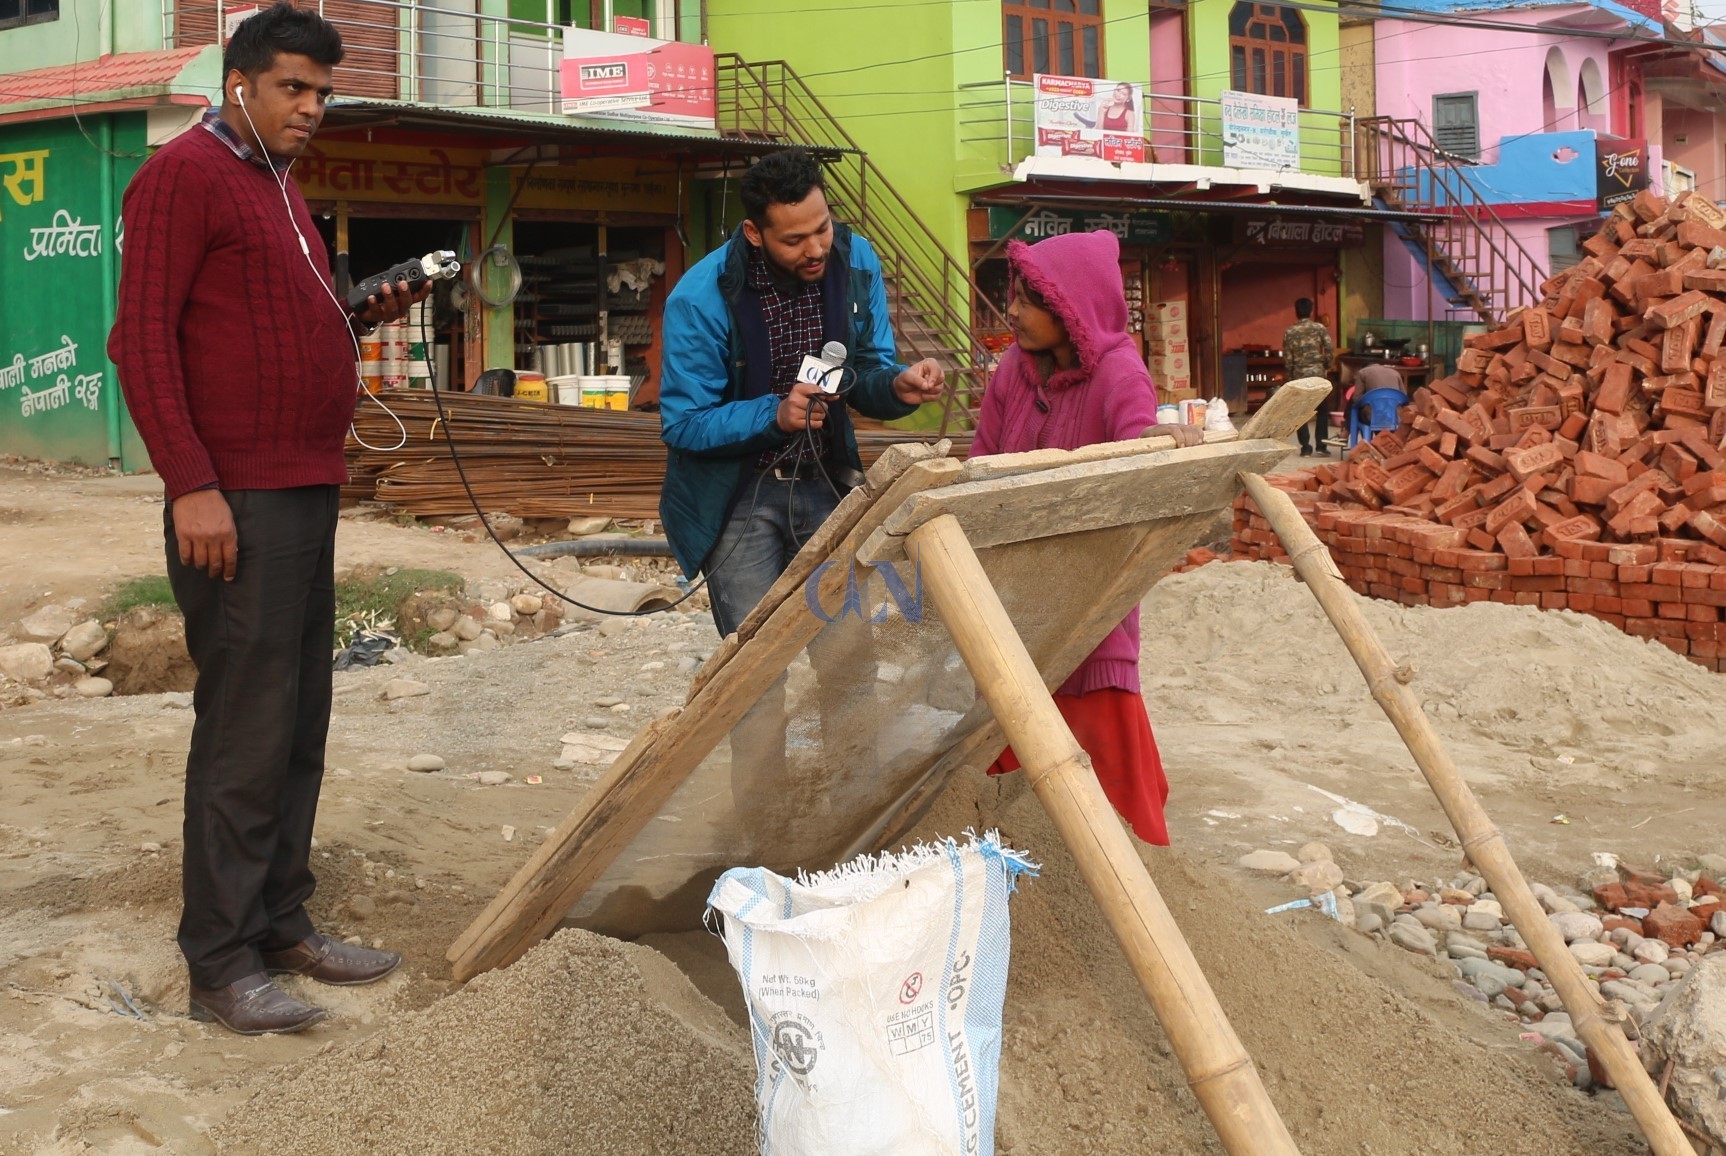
[603,375,631,411]
[548,375,584,405]
[513,373,550,404]
[579,375,608,408]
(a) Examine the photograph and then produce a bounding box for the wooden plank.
[448,456,965,980]
[953,375,1327,485]
[864,441,1292,563]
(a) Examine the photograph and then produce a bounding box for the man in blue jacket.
[659,149,943,794]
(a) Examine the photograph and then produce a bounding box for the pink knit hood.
[1007,229,1137,391]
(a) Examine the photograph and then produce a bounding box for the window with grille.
[1004,0,1104,81]
[1228,3,1306,105]
[1432,92,1480,160]
[0,0,58,31]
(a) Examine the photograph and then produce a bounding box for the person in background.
[108,3,425,1035]
[969,229,1201,845]
[1353,359,1408,396]
[1282,298,1334,457]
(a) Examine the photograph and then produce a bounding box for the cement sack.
[708,832,1035,1156]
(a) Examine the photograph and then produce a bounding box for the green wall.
[0,0,162,73]
[1188,0,1343,175]
[706,0,1154,260]
[0,115,149,468]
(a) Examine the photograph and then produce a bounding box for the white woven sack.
[707,832,1035,1156]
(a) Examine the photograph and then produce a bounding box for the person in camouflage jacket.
[1282,298,1334,455]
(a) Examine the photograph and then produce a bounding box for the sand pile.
[214,931,758,1156]
[219,762,1647,1155]
[1144,559,1726,779]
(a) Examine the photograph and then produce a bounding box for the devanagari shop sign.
[987,206,1170,246]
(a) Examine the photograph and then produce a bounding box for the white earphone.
[230,78,408,452]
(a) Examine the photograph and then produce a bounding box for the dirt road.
[2,462,1718,1153]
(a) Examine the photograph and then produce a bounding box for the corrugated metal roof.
[0,47,208,103]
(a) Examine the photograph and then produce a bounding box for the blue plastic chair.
[1347,387,1407,448]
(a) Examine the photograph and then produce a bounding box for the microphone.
[798,341,849,394]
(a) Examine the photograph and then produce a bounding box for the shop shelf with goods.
[510,222,666,408]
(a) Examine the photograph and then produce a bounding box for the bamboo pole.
[1239,473,1691,1156]
[907,513,1302,1156]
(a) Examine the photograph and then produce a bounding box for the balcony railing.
[164,0,583,113]
[959,77,1359,180]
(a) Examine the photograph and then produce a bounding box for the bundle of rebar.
[345,390,968,520]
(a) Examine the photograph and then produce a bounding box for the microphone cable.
[419,300,845,618]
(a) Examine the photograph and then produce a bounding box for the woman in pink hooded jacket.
[971,229,1200,845]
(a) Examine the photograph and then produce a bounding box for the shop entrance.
[312,209,477,389]
[510,217,671,407]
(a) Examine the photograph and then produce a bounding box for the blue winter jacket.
[658,224,915,578]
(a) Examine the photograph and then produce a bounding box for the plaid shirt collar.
[201,107,294,174]
[745,242,808,296]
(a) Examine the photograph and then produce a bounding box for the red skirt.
[988,688,1170,845]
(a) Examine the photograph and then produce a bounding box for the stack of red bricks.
[1230,188,1726,672]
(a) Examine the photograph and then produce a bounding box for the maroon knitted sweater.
[108,126,357,498]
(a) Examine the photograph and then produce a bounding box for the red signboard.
[614,16,651,37]
[561,39,716,127]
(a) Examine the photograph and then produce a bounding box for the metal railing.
[956,75,1543,325]
[718,56,1003,431]
[164,0,573,111]
[1354,116,1545,323]
[959,76,1359,179]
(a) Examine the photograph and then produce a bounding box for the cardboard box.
[1160,383,1198,401]
[1147,318,1188,343]
[1151,353,1191,378]
[1152,300,1187,323]
[1148,338,1190,357]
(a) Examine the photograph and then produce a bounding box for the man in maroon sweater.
[109,3,426,1035]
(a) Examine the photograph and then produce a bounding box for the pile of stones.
[0,601,114,702]
[1241,845,1726,1090]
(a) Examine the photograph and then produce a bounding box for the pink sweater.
[969,230,1159,696]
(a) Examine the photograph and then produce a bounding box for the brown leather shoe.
[262,933,401,986]
[188,972,326,1035]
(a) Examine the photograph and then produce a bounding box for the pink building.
[1372,1,1658,322]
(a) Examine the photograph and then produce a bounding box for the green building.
[708,0,1382,410]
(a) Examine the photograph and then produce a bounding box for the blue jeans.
[705,471,876,810]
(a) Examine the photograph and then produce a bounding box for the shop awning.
[321,99,850,160]
[973,187,1445,223]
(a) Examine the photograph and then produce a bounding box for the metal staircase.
[715,55,1003,432]
[1355,116,1546,325]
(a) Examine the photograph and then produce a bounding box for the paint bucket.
[549,375,584,405]
[579,375,608,408]
[513,372,550,403]
[1180,398,1207,427]
[603,375,631,411]
[358,331,383,395]
[1155,404,1179,427]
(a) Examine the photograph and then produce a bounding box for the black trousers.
[165,486,338,990]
